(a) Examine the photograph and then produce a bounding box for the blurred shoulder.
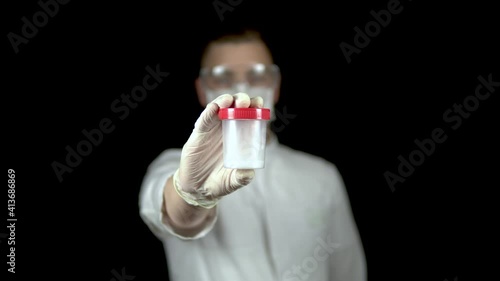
[273,143,341,179]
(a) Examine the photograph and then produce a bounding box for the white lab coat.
[139,133,367,281]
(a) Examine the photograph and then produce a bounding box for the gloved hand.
[173,92,264,208]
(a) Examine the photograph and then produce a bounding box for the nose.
[234,82,250,93]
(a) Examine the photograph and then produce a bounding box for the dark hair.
[205,27,264,45]
[196,25,274,67]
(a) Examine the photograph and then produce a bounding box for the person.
[139,26,367,281]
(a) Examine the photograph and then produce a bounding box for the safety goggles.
[199,63,280,91]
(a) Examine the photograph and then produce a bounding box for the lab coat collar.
[266,130,279,155]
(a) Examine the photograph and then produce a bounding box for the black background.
[3,0,499,280]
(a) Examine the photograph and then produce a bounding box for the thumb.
[211,169,255,197]
[231,169,255,189]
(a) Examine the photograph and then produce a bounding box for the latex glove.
[173,93,264,208]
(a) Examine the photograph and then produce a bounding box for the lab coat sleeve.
[327,164,367,281]
[138,148,218,241]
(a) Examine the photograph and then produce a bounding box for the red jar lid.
[218,108,271,120]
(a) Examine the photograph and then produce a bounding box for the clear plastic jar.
[218,107,271,169]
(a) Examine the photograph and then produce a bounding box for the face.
[195,40,281,107]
